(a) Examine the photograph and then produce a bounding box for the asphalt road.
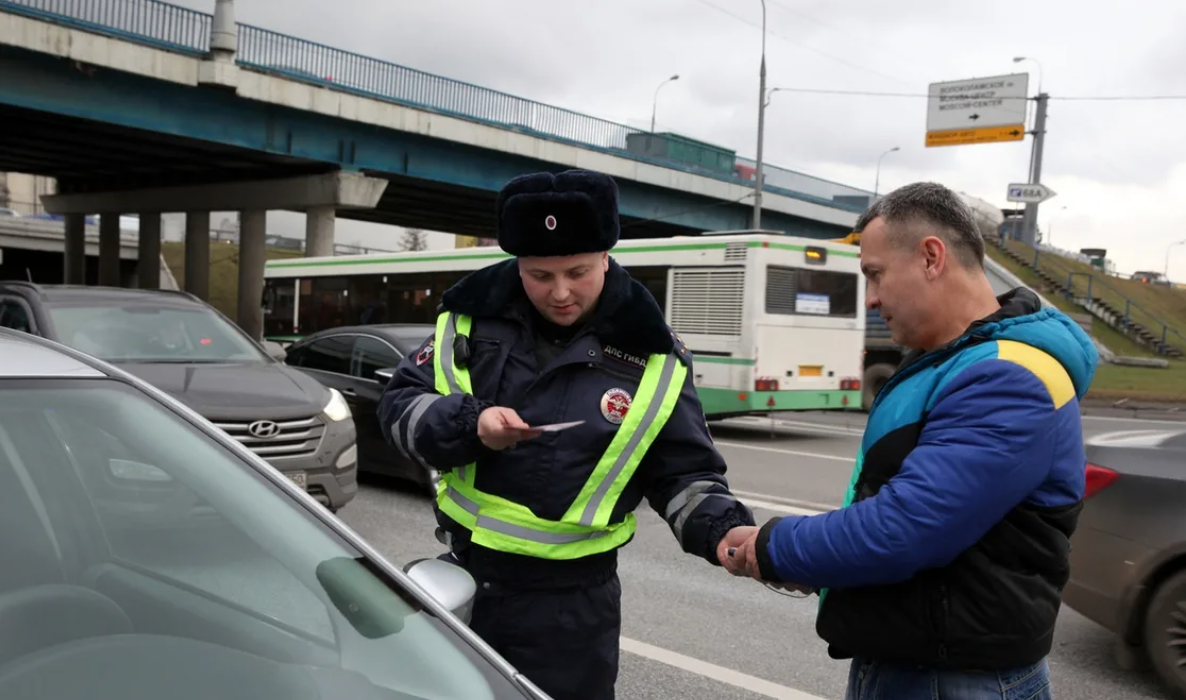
[338,411,1181,700]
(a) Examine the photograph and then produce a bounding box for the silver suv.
[0,282,358,512]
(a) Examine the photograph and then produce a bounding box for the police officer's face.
[518,252,609,325]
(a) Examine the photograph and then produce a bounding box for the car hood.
[118,361,329,420]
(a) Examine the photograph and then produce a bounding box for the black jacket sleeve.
[639,353,756,566]
[377,336,493,471]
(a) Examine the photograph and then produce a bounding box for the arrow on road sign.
[969,114,980,120]
[1006,182,1057,204]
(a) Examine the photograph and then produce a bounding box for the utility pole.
[1020,92,1048,247]
[751,0,767,231]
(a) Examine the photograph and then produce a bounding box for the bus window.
[262,279,296,336]
[765,265,858,318]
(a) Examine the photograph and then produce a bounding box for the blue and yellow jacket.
[754,288,1098,669]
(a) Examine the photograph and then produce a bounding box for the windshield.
[45,303,269,363]
[0,378,525,700]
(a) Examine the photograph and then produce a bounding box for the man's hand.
[721,526,816,595]
[478,406,543,450]
[717,526,758,575]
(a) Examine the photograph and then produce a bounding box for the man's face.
[518,251,609,325]
[860,217,941,349]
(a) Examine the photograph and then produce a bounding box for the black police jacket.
[378,258,755,585]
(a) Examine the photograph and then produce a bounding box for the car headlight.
[322,388,352,422]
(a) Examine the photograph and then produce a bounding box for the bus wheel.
[862,364,895,411]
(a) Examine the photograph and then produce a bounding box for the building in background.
[0,171,56,216]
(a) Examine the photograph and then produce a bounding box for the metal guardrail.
[0,0,876,213]
[1,0,209,53]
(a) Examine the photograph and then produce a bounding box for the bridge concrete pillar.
[185,211,211,300]
[237,209,267,341]
[137,213,162,289]
[98,213,121,287]
[63,213,86,285]
[305,206,335,257]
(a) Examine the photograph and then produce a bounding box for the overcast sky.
[176,0,1186,277]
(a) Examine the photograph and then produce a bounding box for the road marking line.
[1082,414,1186,426]
[732,490,838,513]
[740,498,828,516]
[621,637,829,700]
[714,440,853,462]
[719,418,865,437]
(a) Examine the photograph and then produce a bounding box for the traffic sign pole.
[1021,93,1048,246]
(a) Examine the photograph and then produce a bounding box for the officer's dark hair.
[854,182,985,269]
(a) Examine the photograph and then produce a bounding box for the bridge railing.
[0,0,877,212]
[1,0,209,53]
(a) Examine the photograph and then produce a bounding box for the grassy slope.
[162,241,302,322]
[985,244,1186,403]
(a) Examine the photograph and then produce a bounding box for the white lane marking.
[741,498,829,516]
[714,440,853,463]
[621,637,829,700]
[1082,414,1186,426]
[732,489,838,513]
[720,417,865,437]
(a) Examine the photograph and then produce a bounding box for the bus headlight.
[322,388,352,422]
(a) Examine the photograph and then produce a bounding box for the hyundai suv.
[0,282,358,512]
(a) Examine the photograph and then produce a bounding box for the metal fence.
[1,0,876,211]
[0,0,209,53]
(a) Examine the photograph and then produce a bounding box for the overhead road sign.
[1006,183,1057,204]
[926,73,1029,147]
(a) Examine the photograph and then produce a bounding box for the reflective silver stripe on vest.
[447,486,480,516]
[476,515,610,544]
[438,313,463,395]
[577,353,680,527]
[402,393,442,468]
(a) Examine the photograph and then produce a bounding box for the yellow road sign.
[925,124,1025,148]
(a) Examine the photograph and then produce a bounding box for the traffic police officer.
[378,169,755,700]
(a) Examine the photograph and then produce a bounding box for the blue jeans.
[845,657,1053,699]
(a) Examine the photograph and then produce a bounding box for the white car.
[0,328,550,700]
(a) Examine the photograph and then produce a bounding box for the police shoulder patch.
[415,340,435,366]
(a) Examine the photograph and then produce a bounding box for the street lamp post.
[874,146,899,197]
[752,0,767,231]
[650,74,680,133]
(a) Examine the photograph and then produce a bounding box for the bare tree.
[399,228,429,251]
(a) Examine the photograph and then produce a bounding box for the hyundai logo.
[247,420,281,439]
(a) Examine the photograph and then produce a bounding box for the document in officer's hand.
[530,420,585,432]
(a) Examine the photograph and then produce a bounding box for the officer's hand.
[478,406,543,451]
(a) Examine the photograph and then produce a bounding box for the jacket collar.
[439,258,675,356]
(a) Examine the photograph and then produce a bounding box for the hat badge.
[545,214,557,231]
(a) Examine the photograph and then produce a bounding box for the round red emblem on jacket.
[600,388,632,425]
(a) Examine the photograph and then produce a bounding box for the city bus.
[261,231,864,418]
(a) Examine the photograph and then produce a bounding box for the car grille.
[211,416,325,460]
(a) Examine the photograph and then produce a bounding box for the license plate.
[287,472,307,490]
[799,365,823,377]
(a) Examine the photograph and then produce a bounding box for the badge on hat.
[600,388,632,425]
[545,214,557,231]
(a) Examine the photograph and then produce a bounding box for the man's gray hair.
[854,182,985,268]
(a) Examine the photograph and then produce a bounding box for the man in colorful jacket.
[725,182,1097,699]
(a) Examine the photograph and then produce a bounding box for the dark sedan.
[1062,427,1186,698]
[282,324,437,492]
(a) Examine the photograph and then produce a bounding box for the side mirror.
[262,340,287,362]
[374,367,396,384]
[403,556,476,625]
